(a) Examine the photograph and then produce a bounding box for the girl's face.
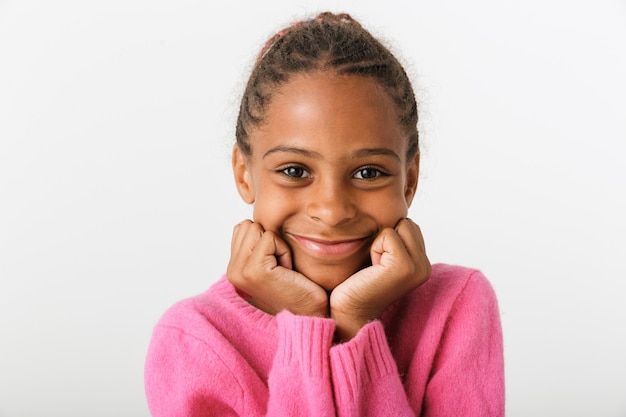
[233,72,419,290]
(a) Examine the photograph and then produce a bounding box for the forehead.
[251,72,406,157]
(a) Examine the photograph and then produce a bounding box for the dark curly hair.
[236,12,419,160]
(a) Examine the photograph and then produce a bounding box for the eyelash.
[280,166,311,179]
[353,167,388,180]
[279,165,389,180]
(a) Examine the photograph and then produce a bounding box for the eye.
[281,166,311,178]
[354,167,385,179]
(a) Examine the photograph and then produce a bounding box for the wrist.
[331,310,371,342]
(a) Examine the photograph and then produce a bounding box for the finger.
[394,218,425,262]
[230,219,253,255]
[397,218,432,280]
[369,227,408,267]
[238,221,265,257]
[229,221,264,284]
[264,231,293,270]
[407,218,428,254]
[248,231,293,272]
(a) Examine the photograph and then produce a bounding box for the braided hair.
[236,12,419,160]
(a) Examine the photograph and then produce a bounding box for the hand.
[330,218,431,341]
[226,220,329,317]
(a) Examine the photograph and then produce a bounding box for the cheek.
[370,189,410,226]
[251,187,293,231]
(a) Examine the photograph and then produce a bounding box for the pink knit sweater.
[145,263,504,416]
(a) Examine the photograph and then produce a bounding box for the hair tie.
[255,13,355,64]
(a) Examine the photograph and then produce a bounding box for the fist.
[330,218,431,340]
[226,220,328,317]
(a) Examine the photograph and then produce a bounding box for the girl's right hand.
[226,220,329,317]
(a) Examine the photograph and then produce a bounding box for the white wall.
[1,1,625,416]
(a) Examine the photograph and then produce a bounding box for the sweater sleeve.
[422,270,505,417]
[327,269,504,417]
[330,321,416,416]
[145,309,339,417]
[266,311,337,417]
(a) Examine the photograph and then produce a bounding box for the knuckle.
[235,219,252,231]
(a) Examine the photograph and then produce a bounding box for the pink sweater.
[145,263,504,416]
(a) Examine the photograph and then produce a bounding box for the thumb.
[369,228,403,267]
[255,231,293,270]
[271,232,293,270]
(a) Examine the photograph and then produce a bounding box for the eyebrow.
[351,148,401,161]
[262,146,400,161]
[263,146,322,159]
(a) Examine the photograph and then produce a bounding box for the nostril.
[306,195,356,227]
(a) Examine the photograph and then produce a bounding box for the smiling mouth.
[290,234,371,257]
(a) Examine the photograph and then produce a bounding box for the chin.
[296,262,367,291]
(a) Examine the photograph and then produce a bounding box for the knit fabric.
[145,263,504,416]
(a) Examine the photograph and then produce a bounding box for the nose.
[305,179,356,227]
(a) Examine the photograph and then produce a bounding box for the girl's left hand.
[330,218,431,341]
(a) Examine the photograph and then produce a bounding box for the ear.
[232,145,255,204]
[404,152,420,207]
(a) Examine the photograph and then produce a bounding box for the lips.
[290,234,371,257]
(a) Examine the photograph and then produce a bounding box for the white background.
[1,0,625,416]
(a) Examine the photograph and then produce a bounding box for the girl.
[145,12,504,416]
